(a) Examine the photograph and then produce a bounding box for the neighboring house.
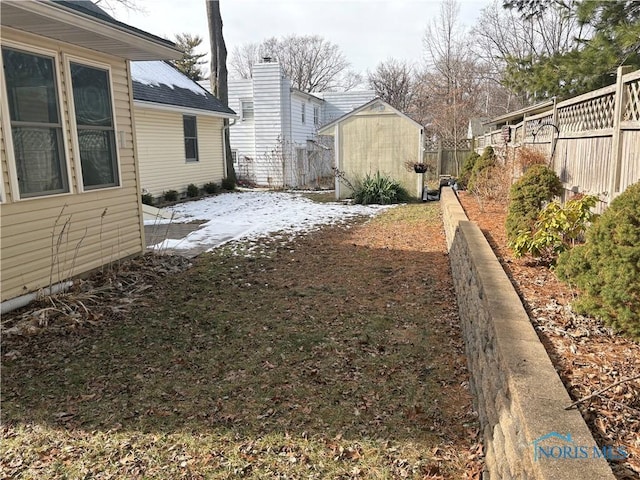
[0,0,180,303]
[131,61,236,199]
[218,59,376,187]
[318,98,425,200]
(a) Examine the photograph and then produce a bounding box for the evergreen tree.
[173,33,207,81]
[503,0,640,100]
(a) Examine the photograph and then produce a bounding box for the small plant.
[467,147,496,192]
[509,194,598,261]
[186,183,200,198]
[352,171,410,205]
[141,193,154,206]
[555,182,640,339]
[221,177,235,190]
[506,164,563,244]
[203,182,220,194]
[163,190,179,202]
[458,151,480,189]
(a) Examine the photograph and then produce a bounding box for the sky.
[107,0,493,77]
[146,191,393,253]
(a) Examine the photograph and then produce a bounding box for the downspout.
[1,281,73,315]
[222,117,236,179]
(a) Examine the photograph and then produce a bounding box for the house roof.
[0,0,180,60]
[132,61,236,117]
[318,98,423,135]
[485,100,555,126]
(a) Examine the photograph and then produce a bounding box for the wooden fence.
[424,138,472,177]
[474,67,640,210]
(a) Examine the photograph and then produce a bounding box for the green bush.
[221,177,235,191]
[555,182,640,338]
[458,151,480,188]
[186,183,200,198]
[163,190,179,202]
[508,194,598,261]
[505,164,563,243]
[353,172,410,205]
[141,192,154,206]
[467,146,496,192]
[203,182,220,194]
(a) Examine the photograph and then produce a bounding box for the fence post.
[608,66,633,203]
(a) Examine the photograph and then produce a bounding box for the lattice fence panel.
[524,114,554,142]
[623,79,640,122]
[558,93,615,132]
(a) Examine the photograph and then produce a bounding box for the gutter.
[1,281,73,316]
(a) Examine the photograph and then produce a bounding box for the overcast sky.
[108,0,492,77]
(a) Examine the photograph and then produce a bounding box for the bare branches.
[565,374,640,410]
[367,59,414,112]
[229,35,355,92]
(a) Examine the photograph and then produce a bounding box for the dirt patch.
[457,191,640,480]
[1,203,482,479]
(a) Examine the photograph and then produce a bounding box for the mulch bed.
[457,191,640,480]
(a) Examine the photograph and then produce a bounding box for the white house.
[218,60,376,187]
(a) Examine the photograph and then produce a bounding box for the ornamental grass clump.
[506,164,563,244]
[352,172,410,205]
[555,182,640,339]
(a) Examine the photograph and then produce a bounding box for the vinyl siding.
[135,106,224,197]
[318,90,377,125]
[228,78,256,179]
[337,109,422,199]
[0,28,144,301]
[252,62,285,186]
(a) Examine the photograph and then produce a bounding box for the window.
[231,150,238,166]
[183,115,198,162]
[313,106,320,125]
[301,103,306,124]
[241,100,254,121]
[70,62,118,189]
[2,47,68,198]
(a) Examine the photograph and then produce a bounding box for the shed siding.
[0,28,144,301]
[337,110,422,199]
[135,107,224,197]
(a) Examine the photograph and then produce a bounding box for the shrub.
[468,146,496,192]
[221,177,235,190]
[352,172,410,205]
[555,182,640,339]
[458,151,480,188]
[163,190,179,202]
[141,192,154,206]
[186,183,200,198]
[517,146,547,170]
[508,194,598,261]
[505,164,563,243]
[203,182,220,194]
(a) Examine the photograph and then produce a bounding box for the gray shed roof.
[132,61,236,117]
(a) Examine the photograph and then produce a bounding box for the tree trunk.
[206,0,236,184]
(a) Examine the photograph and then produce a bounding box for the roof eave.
[1,0,181,61]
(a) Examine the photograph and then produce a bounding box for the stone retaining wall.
[440,188,615,479]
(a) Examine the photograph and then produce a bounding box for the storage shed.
[318,98,424,200]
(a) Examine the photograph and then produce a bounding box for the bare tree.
[229,35,358,92]
[206,0,235,184]
[367,59,414,111]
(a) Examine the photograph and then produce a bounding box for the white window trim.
[183,114,199,163]
[0,40,74,202]
[63,54,122,193]
[240,99,254,121]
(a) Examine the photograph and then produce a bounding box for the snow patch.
[131,61,207,96]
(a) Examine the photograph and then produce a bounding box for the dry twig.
[565,373,640,410]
